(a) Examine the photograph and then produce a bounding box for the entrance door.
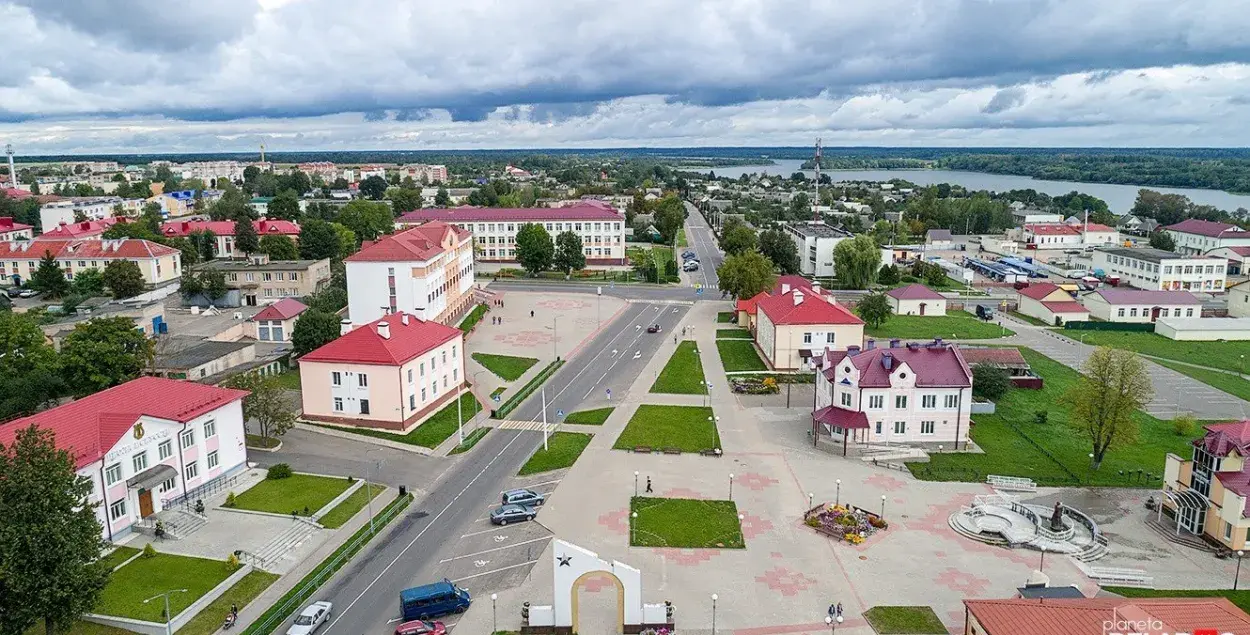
[919,302,927,316]
[1151,306,1161,322]
[245,294,258,306]
[138,489,154,518]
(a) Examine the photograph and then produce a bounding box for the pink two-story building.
[0,377,249,541]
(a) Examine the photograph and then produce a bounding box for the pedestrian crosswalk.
[495,419,553,431]
[688,283,720,290]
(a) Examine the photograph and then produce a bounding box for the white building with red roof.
[812,338,973,451]
[397,202,627,266]
[0,217,33,241]
[1080,288,1201,323]
[298,312,468,431]
[1163,420,1250,551]
[160,219,300,258]
[345,221,476,326]
[1017,222,1119,248]
[755,285,864,370]
[0,377,249,541]
[1163,218,1250,255]
[0,238,181,286]
[248,297,307,342]
[885,283,947,316]
[36,217,123,241]
[1016,283,1089,325]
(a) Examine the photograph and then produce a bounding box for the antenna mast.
[259,142,266,164]
[813,138,822,221]
[4,144,15,190]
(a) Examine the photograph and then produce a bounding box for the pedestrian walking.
[836,603,843,617]
[531,310,535,318]
[645,477,653,493]
[673,334,677,344]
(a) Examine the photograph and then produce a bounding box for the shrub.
[226,553,240,569]
[1034,411,1048,426]
[267,463,293,480]
[1172,414,1196,437]
[805,516,821,527]
[224,491,237,507]
[972,363,1011,401]
[142,543,157,559]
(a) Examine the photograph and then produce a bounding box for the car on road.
[647,323,662,333]
[394,619,447,635]
[18,288,37,298]
[400,580,472,621]
[501,488,545,506]
[5,287,22,298]
[682,261,699,272]
[490,503,537,525]
[286,601,333,635]
[681,250,697,260]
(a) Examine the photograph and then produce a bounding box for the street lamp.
[825,614,843,635]
[364,448,383,535]
[880,494,887,518]
[938,444,944,454]
[143,589,188,635]
[808,492,814,509]
[472,369,488,417]
[1089,452,1096,469]
[1237,551,1245,590]
[835,479,841,507]
[1039,545,1047,573]
[634,471,640,497]
[491,593,499,633]
[729,473,734,499]
[711,594,718,635]
[631,511,638,544]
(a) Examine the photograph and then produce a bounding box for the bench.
[700,449,723,457]
[987,474,1037,492]
[633,446,653,454]
[1086,566,1153,588]
[662,448,682,455]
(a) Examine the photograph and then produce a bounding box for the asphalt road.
[684,200,723,290]
[293,300,689,635]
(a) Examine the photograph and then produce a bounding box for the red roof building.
[160,219,300,259]
[36,218,123,240]
[344,221,477,326]
[886,283,949,316]
[298,312,469,432]
[754,288,864,371]
[1163,420,1250,548]
[0,377,249,540]
[397,203,623,224]
[1164,218,1250,256]
[0,216,34,241]
[252,297,308,322]
[249,298,307,342]
[964,597,1250,635]
[0,238,182,285]
[1016,283,1089,325]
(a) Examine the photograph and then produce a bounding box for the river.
[688,159,1250,215]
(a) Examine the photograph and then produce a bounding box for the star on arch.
[558,554,572,567]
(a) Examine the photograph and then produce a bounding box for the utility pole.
[5,144,16,190]
[541,386,549,451]
[813,138,822,222]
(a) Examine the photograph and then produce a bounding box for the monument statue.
[1050,501,1064,531]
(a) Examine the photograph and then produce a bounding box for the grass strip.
[495,360,564,419]
[449,428,490,455]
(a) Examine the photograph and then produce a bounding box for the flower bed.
[804,503,888,544]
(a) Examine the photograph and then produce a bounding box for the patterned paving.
[754,566,820,597]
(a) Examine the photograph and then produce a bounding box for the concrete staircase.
[252,518,321,571]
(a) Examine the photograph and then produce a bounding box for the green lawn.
[495,360,563,418]
[1009,310,1052,327]
[613,405,720,452]
[316,483,385,529]
[1154,359,1250,402]
[564,407,614,425]
[314,392,480,448]
[1075,330,1250,373]
[245,433,280,449]
[866,314,1013,340]
[27,621,130,635]
[230,473,353,517]
[98,546,140,571]
[716,339,768,372]
[94,552,237,622]
[651,340,708,394]
[863,606,947,634]
[472,352,540,381]
[715,327,752,339]
[272,369,302,390]
[458,304,488,333]
[518,431,593,475]
[1104,587,1250,614]
[449,427,490,454]
[717,312,736,323]
[177,570,279,635]
[653,245,675,269]
[630,497,744,548]
[912,348,1197,487]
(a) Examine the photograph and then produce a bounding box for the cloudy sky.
[3,0,1250,154]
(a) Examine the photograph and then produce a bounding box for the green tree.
[299,219,340,260]
[854,292,892,328]
[331,223,358,257]
[259,235,299,260]
[0,312,63,419]
[972,364,1011,401]
[359,175,389,200]
[721,224,758,256]
[877,263,901,286]
[757,228,800,274]
[716,250,776,299]
[266,190,301,221]
[70,268,106,297]
[434,187,451,207]
[1149,231,1176,251]
[224,373,297,440]
[189,229,218,261]
[59,317,155,397]
[390,187,422,214]
[101,260,146,299]
[179,268,204,299]
[553,230,586,274]
[652,195,686,244]
[243,165,260,184]
[292,309,342,356]
[208,186,255,221]
[515,223,554,275]
[233,216,260,256]
[833,235,882,289]
[336,200,393,242]
[165,237,199,268]
[29,252,69,298]
[138,202,164,235]
[1066,347,1154,469]
[0,425,110,635]
[201,269,228,302]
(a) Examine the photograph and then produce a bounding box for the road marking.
[461,526,508,538]
[323,428,532,633]
[526,479,563,488]
[438,536,552,563]
[474,559,490,568]
[452,559,542,582]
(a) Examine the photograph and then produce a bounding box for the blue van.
[399,580,471,621]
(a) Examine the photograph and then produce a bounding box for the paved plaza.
[445,300,1232,635]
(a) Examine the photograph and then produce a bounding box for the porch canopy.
[126,463,177,491]
[1163,488,1210,512]
[812,406,869,430]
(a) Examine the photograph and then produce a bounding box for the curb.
[294,422,435,456]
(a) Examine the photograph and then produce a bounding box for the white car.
[287,601,333,635]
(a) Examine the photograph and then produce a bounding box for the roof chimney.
[812,280,822,293]
[907,342,920,351]
[782,283,791,294]
[865,338,876,351]
[377,321,390,340]
[847,345,861,357]
[401,313,409,325]
[890,338,901,349]
[340,319,352,335]
[882,352,894,370]
[933,337,944,348]
[793,290,804,306]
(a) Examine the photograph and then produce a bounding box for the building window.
[452,345,457,359]
[826,332,835,344]
[407,369,414,382]
[922,395,937,408]
[334,397,344,412]
[160,477,177,493]
[840,392,852,407]
[185,461,198,481]
[358,373,368,387]
[203,420,216,438]
[332,371,342,386]
[109,499,127,521]
[409,394,416,410]
[420,362,425,376]
[421,388,427,401]
[105,462,122,485]
[158,439,172,460]
[1130,308,1137,317]
[894,421,906,434]
[1160,308,1169,317]
[1226,522,1233,541]
[1117,308,1125,317]
[180,429,195,449]
[803,332,813,344]
[875,421,882,434]
[360,399,370,415]
[442,351,447,364]
[1187,308,1195,317]
[895,396,907,409]
[207,451,219,470]
[944,395,958,408]
[132,451,148,473]
[431,380,438,395]
[921,421,935,434]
